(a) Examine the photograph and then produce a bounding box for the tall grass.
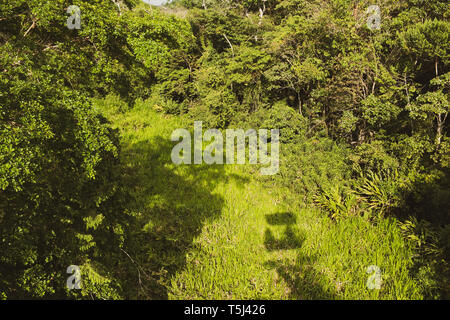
[94,95,426,299]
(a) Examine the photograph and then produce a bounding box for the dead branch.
[223,33,234,56]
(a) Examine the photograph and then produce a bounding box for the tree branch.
[24,18,38,37]
[223,33,234,56]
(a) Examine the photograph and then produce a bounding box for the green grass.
[94,95,424,300]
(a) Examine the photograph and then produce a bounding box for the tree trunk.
[435,57,439,77]
[297,92,303,116]
[436,113,447,146]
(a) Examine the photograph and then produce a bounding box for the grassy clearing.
[95,96,423,299]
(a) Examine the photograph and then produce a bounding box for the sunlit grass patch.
[95,96,424,300]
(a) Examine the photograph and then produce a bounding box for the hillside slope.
[97,96,423,299]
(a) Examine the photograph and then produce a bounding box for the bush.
[0,54,127,298]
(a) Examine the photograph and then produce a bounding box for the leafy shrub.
[355,169,405,216]
[0,52,128,298]
[313,185,359,220]
[399,218,449,299]
[240,101,308,143]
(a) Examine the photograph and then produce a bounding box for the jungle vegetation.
[0,0,448,299]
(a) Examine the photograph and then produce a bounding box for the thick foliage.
[1,0,448,298]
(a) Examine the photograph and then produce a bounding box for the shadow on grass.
[396,177,450,299]
[119,135,248,299]
[264,212,303,251]
[264,212,336,299]
[264,254,336,300]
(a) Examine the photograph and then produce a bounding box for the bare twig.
[112,0,122,16]
[119,247,152,298]
[223,33,234,56]
[24,18,38,37]
[43,44,60,51]
[258,0,267,26]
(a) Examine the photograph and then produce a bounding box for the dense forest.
[0,0,448,299]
